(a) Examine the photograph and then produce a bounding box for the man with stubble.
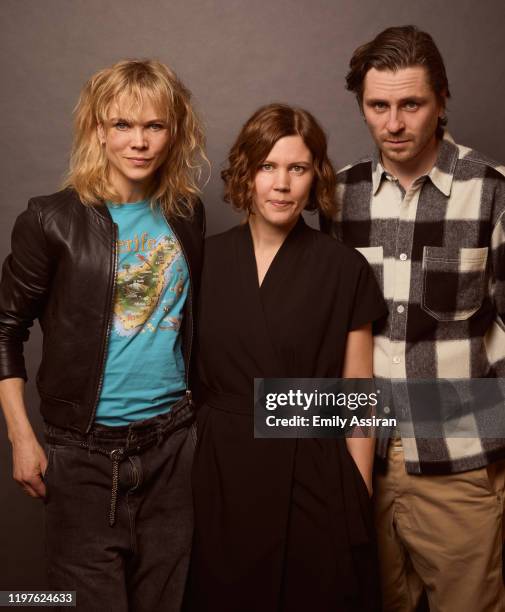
[321,25,505,611]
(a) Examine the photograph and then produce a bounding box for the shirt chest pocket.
[421,246,488,321]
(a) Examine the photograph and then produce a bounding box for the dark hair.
[346,25,450,131]
[221,103,337,218]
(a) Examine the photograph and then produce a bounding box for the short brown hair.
[221,103,336,218]
[346,25,450,116]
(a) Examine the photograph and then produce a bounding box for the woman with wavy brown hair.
[0,59,206,611]
[187,104,386,611]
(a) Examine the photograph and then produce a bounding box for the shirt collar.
[371,148,385,195]
[371,131,459,197]
[427,131,458,197]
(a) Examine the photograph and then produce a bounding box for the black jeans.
[43,397,195,612]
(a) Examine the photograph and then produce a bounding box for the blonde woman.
[0,60,206,611]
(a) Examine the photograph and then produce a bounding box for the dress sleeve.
[348,254,388,331]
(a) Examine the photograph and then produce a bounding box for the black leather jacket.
[0,188,205,433]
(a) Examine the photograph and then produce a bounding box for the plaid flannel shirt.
[321,132,505,474]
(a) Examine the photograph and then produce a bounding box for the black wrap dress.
[187,218,387,612]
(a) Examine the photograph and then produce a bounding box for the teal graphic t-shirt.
[95,201,188,425]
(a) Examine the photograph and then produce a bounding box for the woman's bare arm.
[0,378,47,498]
[342,323,375,496]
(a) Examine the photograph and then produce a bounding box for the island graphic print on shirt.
[113,231,185,337]
[95,202,188,425]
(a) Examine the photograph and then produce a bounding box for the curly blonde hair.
[221,103,336,218]
[63,59,208,217]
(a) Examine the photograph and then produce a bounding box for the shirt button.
[399,253,407,261]
[383,406,391,414]
[397,305,405,314]
[393,356,401,364]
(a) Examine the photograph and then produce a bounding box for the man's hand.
[12,435,48,498]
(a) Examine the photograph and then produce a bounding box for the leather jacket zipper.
[86,221,118,432]
[165,215,193,395]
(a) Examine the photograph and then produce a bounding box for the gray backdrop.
[1,0,504,588]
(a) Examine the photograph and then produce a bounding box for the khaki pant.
[374,441,505,612]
